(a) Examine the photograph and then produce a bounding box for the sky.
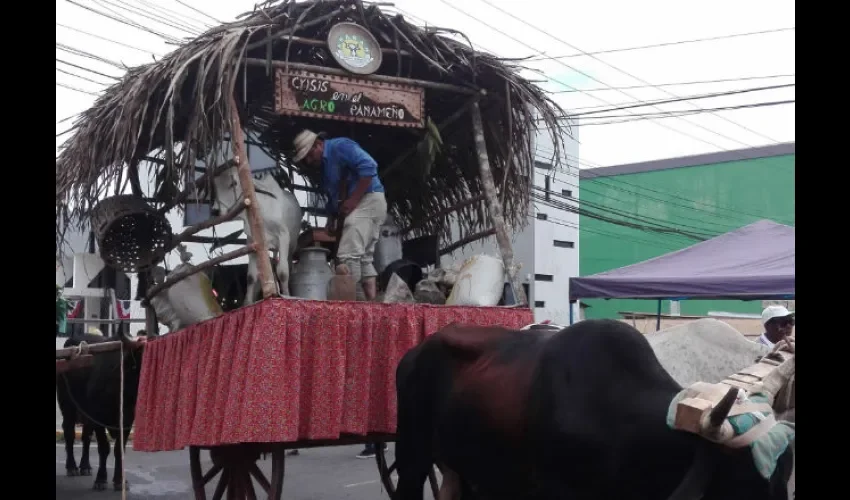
[55,0,795,168]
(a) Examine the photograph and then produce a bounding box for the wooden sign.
[274,69,425,128]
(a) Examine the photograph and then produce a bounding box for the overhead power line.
[526,27,795,61]
[572,100,795,125]
[56,22,164,56]
[438,1,738,155]
[57,82,100,96]
[531,150,795,226]
[56,67,111,86]
[549,74,795,93]
[56,58,121,80]
[65,0,184,43]
[478,0,786,146]
[562,84,795,116]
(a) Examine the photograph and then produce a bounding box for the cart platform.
[133,298,533,452]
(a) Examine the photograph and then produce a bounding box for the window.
[562,189,573,198]
[544,175,551,201]
[536,213,548,221]
[534,274,554,282]
[534,301,546,308]
[553,240,575,249]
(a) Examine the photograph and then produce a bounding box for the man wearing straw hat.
[293,129,387,303]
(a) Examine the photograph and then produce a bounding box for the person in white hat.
[757,305,795,348]
[292,129,387,304]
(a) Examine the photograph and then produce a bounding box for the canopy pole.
[229,95,277,300]
[470,100,528,307]
[569,300,575,325]
[656,299,662,331]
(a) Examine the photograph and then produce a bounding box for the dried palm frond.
[55,0,570,253]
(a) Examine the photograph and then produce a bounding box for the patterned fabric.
[132,298,533,452]
[666,389,795,480]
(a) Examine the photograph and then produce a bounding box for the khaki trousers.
[337,192,388,299]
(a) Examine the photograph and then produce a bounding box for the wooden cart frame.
[55,1,571,498]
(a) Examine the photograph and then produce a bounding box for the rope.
[120,341,126,500]
[70,341,89,359]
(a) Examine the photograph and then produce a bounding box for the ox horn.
[706,387,739,430]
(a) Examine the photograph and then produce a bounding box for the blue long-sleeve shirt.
[321,137,385,216]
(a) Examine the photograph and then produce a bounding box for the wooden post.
[229,95,277,300]
[470,100,528,306]
[144,304,158,337]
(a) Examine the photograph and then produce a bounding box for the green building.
[578,143,795,320]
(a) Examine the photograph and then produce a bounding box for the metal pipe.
[656,299,662,331]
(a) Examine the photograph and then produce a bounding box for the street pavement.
[56,443,433,500]
[56,442,793,499]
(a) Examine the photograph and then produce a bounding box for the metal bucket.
[290,247,333,300]
[90,195,173,273]
[374,219,403,274]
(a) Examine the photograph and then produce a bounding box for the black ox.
[56,332,144,491]
[395,319,794,500]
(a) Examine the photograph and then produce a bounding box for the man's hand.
[340,198,358,217]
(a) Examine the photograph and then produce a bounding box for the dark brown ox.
[395,319,795,500]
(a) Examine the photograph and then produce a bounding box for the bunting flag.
[66,300,83,319]
[116,300,132,320]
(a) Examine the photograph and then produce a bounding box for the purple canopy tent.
[568,220,794,324]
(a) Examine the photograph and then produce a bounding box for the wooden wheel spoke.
[202,464,223,485]
[375,444,440,500]
[212,470,229,500]
[249,464,271,494]
[428,468,440,499]
[190,446,284,500]
[269,452,286,500]
[245,470,258,500]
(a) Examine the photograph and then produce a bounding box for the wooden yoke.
[229,95,277,300]
[674,342,796,435]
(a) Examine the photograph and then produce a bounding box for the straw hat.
[292,129,319,163]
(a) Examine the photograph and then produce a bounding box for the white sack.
[445,254,505,307]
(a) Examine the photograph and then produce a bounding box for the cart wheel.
[375,442,439,499]
[189,445,285,500]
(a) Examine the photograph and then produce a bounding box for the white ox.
[212,167,303,303]
[644,318,795,420]
[645,318,795,500]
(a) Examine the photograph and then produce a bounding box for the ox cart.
[55,1,569,498]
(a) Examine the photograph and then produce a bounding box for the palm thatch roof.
[55,0,569,251]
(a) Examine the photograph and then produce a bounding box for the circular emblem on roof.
[327,22,383,75]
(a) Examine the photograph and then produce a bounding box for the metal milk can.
[373,217,403,275]
[290,247,333,300]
